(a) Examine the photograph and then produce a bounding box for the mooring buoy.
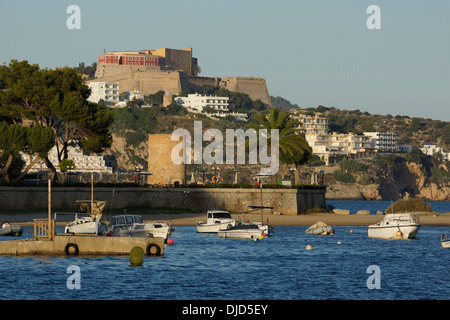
[129,246,144,267]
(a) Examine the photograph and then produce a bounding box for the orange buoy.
[166,238,173,245]
[349,229,354,233]
[396,231,402,238]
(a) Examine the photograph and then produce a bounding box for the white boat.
[305,221,335,235]
[197,210,236,233]
[441,234,450,248]
[64,200,107,235]
[241,219,273,236]
[217,222,264,239]
[368,213,420,239]
[0,222,23,236]
[107,214,174,240]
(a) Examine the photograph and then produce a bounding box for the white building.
[364,132,398,152]
[420,144,450,161]
[23,146,112,174]
[87,81,120,106]
[175,93,229,113]
[289,110,329,134]
[306,132,375,165]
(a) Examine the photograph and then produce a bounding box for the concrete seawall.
[0,187,326,215]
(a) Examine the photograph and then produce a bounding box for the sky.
[0,0,449,121]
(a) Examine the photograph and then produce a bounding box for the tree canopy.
[246,108,312,183]
[0,60,113,182]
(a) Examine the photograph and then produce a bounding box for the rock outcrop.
[326,161,449,201]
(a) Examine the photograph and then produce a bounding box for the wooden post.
[48,179,51,238]
[91,173,94,214]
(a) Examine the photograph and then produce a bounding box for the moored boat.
[217,222,264,239]
[0,222,23,236]
[63,200,107,235]
[197,210,236,233]
[368,213,420,239]
[107,214,174,240]
[441,234,450,248]
[305,221,334,235]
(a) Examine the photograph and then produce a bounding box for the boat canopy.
[76,200,106,215]
[208,211,232,219]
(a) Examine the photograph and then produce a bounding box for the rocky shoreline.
[325,182,449,201]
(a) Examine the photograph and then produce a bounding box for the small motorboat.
[241,219,273,236]
[305,221,335,235]
[107,214,174,240]
[217,222,264,239]
[0,222,23,236]
[441,234,450,248]
[64,200,107,235]
[197,210,236,233]
[368,213,420,239]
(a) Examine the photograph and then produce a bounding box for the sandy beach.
[2,212,450,227]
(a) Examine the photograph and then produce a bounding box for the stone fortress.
[90,47,272,106]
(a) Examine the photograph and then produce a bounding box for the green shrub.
[385,198,433,214]
[333,170,356,183]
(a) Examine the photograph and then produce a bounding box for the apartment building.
[87,81,120,106]
[175,93,230,113]
[364,132,398,152]
[290,110,329,134]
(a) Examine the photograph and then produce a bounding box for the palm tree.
[246,108,312,184]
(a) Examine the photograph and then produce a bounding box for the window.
[126,216,134,224]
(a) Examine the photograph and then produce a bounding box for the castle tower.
[148,134,185,185]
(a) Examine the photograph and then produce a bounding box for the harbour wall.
[0,187,326,215]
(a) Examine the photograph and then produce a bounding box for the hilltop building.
[364,132,398,152]
[175,93,230,113]
[305,132,375,165]
[97,47,195,75]
[87,81,120,105]
[420,144,450,161]
[90,46,272,107]
[290,109,329,134]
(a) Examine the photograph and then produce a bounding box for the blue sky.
[1,0,449,121]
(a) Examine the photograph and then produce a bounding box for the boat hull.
[217,229,263,239]
[65,222,107,235]
[0,225,23,236]
[197,221,236,233]
[368,225,420,239]
[113,225,173,239]
[442,241,450,249]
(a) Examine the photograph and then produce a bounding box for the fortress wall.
[219,77,272,106]
[185,76,217,93]
[90,69,183,96]
[95,64,163,79]
[92,67,271,105]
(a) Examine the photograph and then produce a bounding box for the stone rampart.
[91,66,272,106]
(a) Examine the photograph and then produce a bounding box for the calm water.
[0,201,449,301]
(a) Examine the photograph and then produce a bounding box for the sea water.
[0,201,448,300]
